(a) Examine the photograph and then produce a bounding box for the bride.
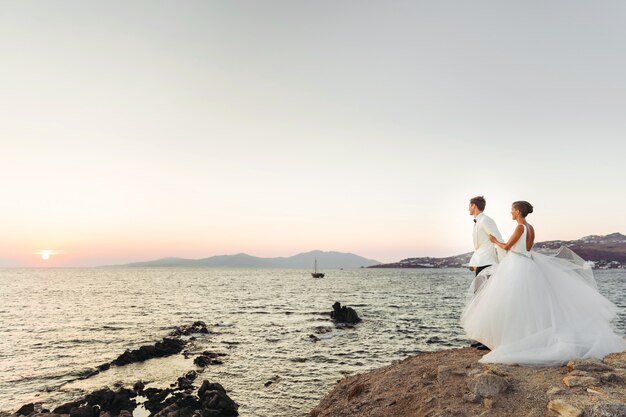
[461,200,626,365]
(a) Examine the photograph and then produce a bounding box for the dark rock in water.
[330,302,362,324]
[55,387,136,417]
[198,381,238,416]
[177,376,194,390]
[96,363,111,372]
[148,380,238,417]
[194,355,224,367]
[143,388,173,414]
[308,334,320,342]
[132,381,145,393]
[314,326,333,334]
[15,403,34,416]
[54,400,83,414]
[84,388,136,416]
[111,338,185,366]
[151,403,178,417]
[69,405,99,417]
[264,376,280,388]
[198,381,225,399]
[76,368,100,380]
[109,321,213,367]
[144,387,171,403]
[26,372,238,417]
[169,321,210,337]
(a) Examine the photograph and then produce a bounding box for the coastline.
[3,341,626,417]
[310,347,626,417]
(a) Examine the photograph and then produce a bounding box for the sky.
[2,1,626,267]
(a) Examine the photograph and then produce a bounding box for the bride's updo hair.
[513,201,534,217]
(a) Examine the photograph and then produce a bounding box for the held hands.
[489,234,505,250]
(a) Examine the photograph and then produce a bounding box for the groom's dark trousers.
[475,265,491,277]
[471,264,493,351]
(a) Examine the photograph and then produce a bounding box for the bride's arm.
[489,225,524,251]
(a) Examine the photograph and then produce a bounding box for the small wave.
[3,370,75,385]
[394,349,422,356]
[101,326,125,330]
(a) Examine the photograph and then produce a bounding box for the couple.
[461,196,626,366]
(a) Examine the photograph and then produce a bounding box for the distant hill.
[115,250,381,269]
[370,232,626,270]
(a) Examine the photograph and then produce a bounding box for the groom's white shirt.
[469,212,504,267]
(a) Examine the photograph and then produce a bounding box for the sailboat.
[311,258,325,278]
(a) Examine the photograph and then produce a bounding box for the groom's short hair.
[470,196,486,211]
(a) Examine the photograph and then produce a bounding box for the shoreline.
[4,344,626,417]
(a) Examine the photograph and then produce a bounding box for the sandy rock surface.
[310,348,626,417]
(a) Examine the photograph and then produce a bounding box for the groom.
[468,196,504,350]
[468,195,503,277]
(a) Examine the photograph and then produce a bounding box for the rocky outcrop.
[193,351,226,367]
[108,321,211,368]
[310,348,626,417]
[111,338,186,366]
[14,404,34,416]
[51,387,137,416]
[6,321,235,417]
[12,371,239,417]
[65,321,212,384]
[330,302,361,324]
[168,321,210,337]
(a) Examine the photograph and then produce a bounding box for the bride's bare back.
[525,223,535,251]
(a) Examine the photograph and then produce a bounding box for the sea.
[1,268,625,417]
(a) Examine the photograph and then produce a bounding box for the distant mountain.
[370,232,626,270]
[115,250,381,269]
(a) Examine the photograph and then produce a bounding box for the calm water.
[1,268,624,416]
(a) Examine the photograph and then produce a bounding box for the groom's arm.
[482,217,507,260]
[482,217,503,242]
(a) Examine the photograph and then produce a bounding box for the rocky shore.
[3,321,239,417]
[7,373,238,417]
[4,305,358,417]
[310,347,626,417]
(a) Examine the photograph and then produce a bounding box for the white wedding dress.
[461,225,626,366]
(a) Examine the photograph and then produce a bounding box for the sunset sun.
[36,250,57,261]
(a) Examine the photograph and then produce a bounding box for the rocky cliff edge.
[310,347,626,417]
